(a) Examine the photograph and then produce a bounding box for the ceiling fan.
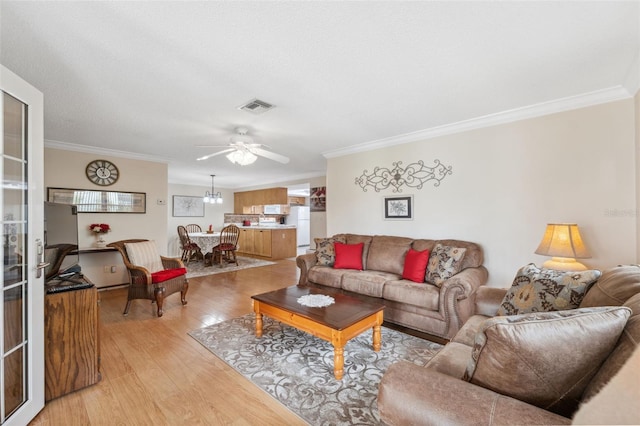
[196,127,290,165]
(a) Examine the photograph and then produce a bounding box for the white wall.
[636,90,640,263]
[167,183,232,257]
[327,99,637,287]
[44,147,169,286]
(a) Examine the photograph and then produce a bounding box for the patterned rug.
[185,256,276,278]
[188,314,443,425]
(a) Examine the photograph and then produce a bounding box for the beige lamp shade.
[535,223,590,271]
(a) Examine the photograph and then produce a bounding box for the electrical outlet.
[110,266,117,273]
[103,266,109,273]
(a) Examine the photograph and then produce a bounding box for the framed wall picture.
[384,195,413,220]
[172,195,204,217]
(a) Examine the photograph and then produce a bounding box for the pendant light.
[203,174,223,204]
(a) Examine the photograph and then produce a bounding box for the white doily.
[297,294,335,308]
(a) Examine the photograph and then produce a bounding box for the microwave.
[263,205,281,214]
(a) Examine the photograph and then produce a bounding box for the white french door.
[1,65,45,425]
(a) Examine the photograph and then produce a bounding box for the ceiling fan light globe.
[226,150,257,165]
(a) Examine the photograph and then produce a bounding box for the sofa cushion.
[307,265,351,289]
[402,248,430,283]
[366,236,413,275]
[580,264,640,308]
[342,270,398,298]
[314,236,346,266]
[425,243,467,286]
[125,240,164,273]
[463,307,631,417]
[333,242,364,270]
[383,280,440,311]
[581,291,640,401]
[151,267,186,284]
[497,264,601,316]
[415,239,484,270]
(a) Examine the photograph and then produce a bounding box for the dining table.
[188,232,221,257]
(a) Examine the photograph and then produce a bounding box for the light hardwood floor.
[31,259,308,425]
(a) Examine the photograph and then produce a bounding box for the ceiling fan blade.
[250,147,290,164]
[196,148,235,161]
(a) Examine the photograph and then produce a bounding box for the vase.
[95,234,107,248]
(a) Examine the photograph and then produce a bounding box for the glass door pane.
[2,92,28,421]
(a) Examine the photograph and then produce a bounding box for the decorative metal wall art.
[355,159,452,193]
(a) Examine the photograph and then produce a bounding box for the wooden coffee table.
[251,285,385,380]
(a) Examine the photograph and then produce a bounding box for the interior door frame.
[1,64,45,425]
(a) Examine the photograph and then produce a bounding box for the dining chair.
[177,225,203,264]
[185,223,202,233]
[212,224,240,268]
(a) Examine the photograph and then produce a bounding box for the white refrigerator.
[288,206,310,247]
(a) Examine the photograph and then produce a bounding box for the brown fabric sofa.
[378,265,640,425]
[296,234,488,339]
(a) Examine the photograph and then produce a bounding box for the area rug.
[188,314,443,425]
[185,256,276,278]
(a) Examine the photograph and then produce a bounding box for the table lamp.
[534,223,591,271]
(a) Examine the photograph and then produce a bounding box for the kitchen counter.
[225,223,296,229]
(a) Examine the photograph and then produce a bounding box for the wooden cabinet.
[254,229,272,257]
[234,187,288,213]
[238,228,254,254]
[237,228,296,259]
[45,285,100,401]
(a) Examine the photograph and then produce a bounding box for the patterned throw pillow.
[314,236,346,266]
[425,243,467,287]
[497,263,601,316]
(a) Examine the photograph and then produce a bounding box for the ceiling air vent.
[237,98,275,115]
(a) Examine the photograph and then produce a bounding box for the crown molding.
[44,139,170,163]
[323,86,632,159]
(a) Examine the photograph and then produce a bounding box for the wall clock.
[85,159,119,186]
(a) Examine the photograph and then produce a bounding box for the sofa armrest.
[296,252,318,285]
[378,361,571,426]
[475,286,508,317]
[439,266,489,337]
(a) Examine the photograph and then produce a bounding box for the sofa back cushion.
[413,239,484,271]
[582,265,640,401]
[463,306,631,417]
[366,235,413,275]
[580,265,640,308]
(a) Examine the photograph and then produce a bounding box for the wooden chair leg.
[181,280,188,306]
[154,286,166,317]
[123,299,132,316]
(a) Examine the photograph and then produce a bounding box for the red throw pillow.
[402,248,430,283]
[333,242,364,270]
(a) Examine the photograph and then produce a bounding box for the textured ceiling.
[1,1,638,188]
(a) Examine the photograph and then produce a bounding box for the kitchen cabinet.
[234,187,288,214]
[45,284,101,401]
[237,228,296,259]
[254,229,272,257]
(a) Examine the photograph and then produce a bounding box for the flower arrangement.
[89,223,111,234]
